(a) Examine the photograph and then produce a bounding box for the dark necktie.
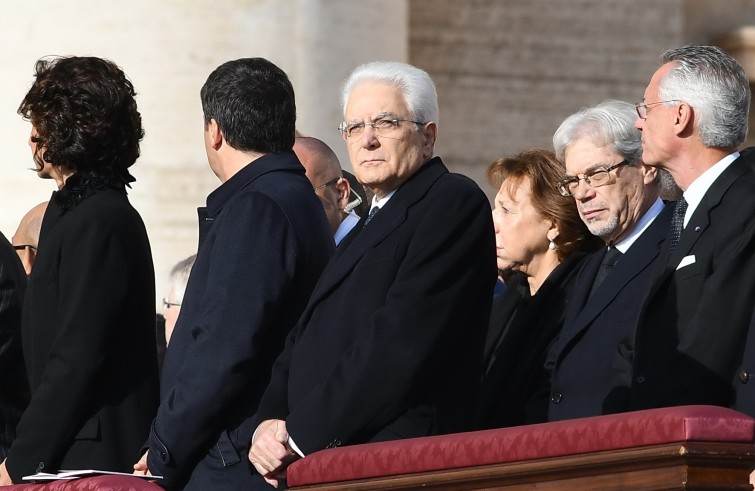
[669,197,688,256]
[590,246,622,298]
[363,206,380,226]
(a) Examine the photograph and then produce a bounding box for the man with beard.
[547,99,675,419]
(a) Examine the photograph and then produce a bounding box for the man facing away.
[545,99,674,420]
[629,45,755,410]
[293,136,361,245]
[248,61,496,488]
[136,58,334,490]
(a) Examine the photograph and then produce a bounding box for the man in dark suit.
[0,232,28,458]
[136,58,334,490]
[546,100,673,420]
[248,61,496,488]
[629,45,755,410]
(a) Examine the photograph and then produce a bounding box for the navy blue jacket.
[546,203,672,421]
[147,151,333,490]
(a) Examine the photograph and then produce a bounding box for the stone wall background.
[410,0,755,199]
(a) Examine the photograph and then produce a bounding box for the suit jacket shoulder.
[546,204,672,421]
[631,157,755,410]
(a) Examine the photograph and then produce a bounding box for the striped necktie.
[669,197,687,256]
[363,206,380,226]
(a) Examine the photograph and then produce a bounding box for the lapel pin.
[694,226,702,232]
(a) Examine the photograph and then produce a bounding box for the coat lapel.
[563,249,603,327]
[558,205,672,351]
[304,158,448,309]
[667,158,749,267]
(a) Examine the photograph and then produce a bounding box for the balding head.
[13,201,48,276]
[294,137,342,185]
[294,137,351,234]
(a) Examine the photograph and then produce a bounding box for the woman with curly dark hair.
[0,56,159,483]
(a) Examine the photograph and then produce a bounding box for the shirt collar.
[683,151,740,227]
[370,188,397,210]
[334,211,360,245]
[614,197,665,253]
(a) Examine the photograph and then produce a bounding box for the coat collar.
[204,150,304,217]
[305,157,447,308]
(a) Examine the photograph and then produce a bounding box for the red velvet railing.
[4,406,755,490]
[286,406,755,490]
[2,475,161,491]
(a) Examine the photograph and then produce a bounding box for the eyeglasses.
[338,117,425,140]
[556,160,630,197]
[162,297,181,309]
[313,176,341,191]
[13,244,37,252]
[635,100,680,119]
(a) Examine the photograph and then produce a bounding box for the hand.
[0,459,12,485]
[248,419,299,488]
[133,450,152,476]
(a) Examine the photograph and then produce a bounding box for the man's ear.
[335,177,351,211]
[673,102,694,137]
[421,122,437,161]
[207,118,223,150]
[640,163,658,185]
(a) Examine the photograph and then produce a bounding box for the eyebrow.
[345,111,399,124]
[564,162,616,178]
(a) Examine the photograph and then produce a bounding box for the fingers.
[249,419,296,478]
[263,475,280,488]
[274,420,289,443]
[0,460,12,485]
[133,450,149,475]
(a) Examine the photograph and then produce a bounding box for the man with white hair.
[630,45,755,410]
[248,61,495,488]
[545,99,674,421]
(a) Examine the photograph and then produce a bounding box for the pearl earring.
[549,240,556,250]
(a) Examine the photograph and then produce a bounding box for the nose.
[635,116,644,131]
[360,125,380,149]
[572,180,595,201]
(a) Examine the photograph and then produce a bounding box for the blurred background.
[2,0,755,302]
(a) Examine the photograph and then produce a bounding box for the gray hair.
[169,254,196,298]
[341,61,439,126]
[554,99,681,196]
[553,99,643,164]
[658,45,750,148]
